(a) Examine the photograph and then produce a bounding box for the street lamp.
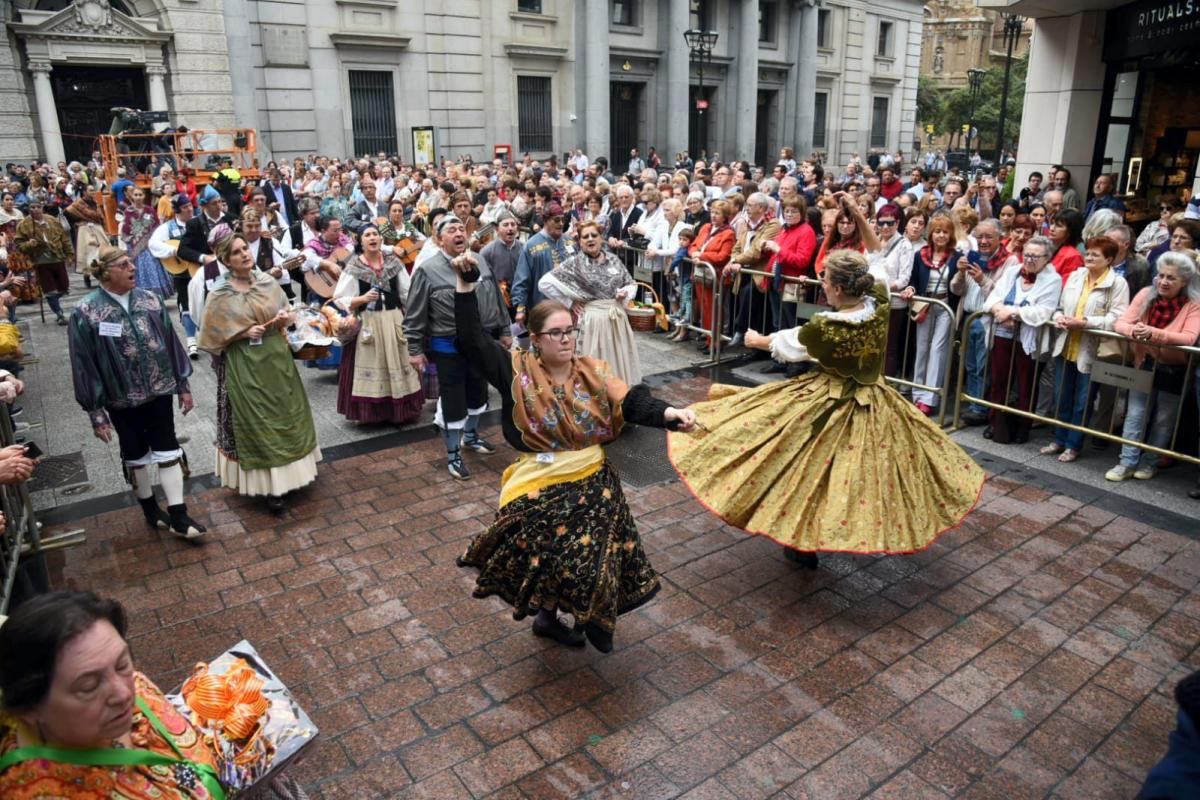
[995,14,1024,169]
[683,28,719,157]
[966,67,985,154]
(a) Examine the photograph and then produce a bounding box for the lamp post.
[995,13,1024,168]
[966,67,985,154]
[683,28,719,158]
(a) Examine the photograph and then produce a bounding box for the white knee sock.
[129,466,155,500]
[159,463,185,507]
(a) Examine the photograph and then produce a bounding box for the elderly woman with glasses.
[452,260,696,653]
[1105,251,1200,484]
[538,220,641,385]
[983,235,1063,444]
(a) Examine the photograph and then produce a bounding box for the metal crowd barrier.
[0,406,44,614]
[951,311,1200,464]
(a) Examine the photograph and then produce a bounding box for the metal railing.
[0,407,42,615]
[952,310,1200,465]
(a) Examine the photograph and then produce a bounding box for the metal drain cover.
[606,424,679,488]
[29,452,89,490]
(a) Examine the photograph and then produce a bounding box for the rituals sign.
[1104,0,1200,61]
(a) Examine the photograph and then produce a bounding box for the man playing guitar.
[301,215,350,300]
[148,194,201,356]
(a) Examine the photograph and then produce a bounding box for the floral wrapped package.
[167,640,318,796]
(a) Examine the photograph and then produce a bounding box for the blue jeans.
[1118,387,1182,468]
[678,277,693,323]
[964,318,989,416]
[1052,357,1091,451]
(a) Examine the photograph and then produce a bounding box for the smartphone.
[23,442,43,459]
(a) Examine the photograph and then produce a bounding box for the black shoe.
[784,363,813,379]
[532,615,586,647]
[9,405,21,418]
[447,452,470,480]
[760,361,786,374]
[783,547,819,569]
[167,503,207,539]
[265,496,285,515]
[1189,480,1200,500]
[961,412,989,427]
[462,435,496,455]
[56,315,66,326]
[84,277,93,289]
[579,622,614,653]
[982,425,994,440]
[1013,431,1030,445]
[139,497,170,530]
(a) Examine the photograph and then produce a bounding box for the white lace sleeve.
[770,327,811,363]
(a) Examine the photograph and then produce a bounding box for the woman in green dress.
[669,249,985,566]
[199,229,320,513]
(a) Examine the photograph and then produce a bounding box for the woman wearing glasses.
[668,250,983,567]
[1135,195,1182,256]
[982,235,1062,444]
[538,220,641,385]
[452,261,696,654]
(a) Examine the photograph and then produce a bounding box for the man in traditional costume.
[402,215,511,480]
[479,208,521,318]
[148,195,200,356]
[68,245,206,539]
[14,200,71,325]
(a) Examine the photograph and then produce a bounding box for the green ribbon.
[0,697,226,800]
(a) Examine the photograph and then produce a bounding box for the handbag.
[909,300,930,323]
[782,282,802,303]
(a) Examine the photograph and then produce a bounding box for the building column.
[584,0,609,160]
[145,65,170,131]
[794,0,818,159]
[666,0,690,161]
[735,0,759,160]
[28,61,64,166]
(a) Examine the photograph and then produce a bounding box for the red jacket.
[768,222,817,279]
[689,223,735,275]
[879,178,904,200]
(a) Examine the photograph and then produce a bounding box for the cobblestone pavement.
[39,371,1200,800]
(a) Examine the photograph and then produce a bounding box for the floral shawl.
[122,206,158,259]
[197,271,288,355]
[539,250,634,305]
[510,349,628,452]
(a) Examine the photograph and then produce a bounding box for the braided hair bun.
[824,249,875,298]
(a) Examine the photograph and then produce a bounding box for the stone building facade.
[4,0,925,170]
[2,0,236,165]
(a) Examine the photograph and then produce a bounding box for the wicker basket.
[625,281,662,332]
[292,344,331,361]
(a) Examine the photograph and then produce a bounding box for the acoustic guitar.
[161,240,200,276]
[304,246,352,299]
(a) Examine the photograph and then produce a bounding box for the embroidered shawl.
[539,250,634,305]
[510,349,628,452]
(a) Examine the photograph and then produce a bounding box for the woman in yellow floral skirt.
[668,250,985,567]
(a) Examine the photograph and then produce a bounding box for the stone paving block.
[34,367,1198,800]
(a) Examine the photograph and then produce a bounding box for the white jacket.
[984,263,1062,356]
[1050,267,1130,374]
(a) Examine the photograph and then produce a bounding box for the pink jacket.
[1114,287,1200,367]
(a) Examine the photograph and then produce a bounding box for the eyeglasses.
[1022,253,1047,261]
[1160,206,1176,212]
[537,327,579,342]
[877,219,897,227]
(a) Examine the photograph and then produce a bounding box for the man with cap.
[402,214,511,480]
[68,244,206,540]
[178,185,232,275]
[13,199,72,325]
[511,202,569,328]
[148,194,201,356]
[479,207,521,318]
